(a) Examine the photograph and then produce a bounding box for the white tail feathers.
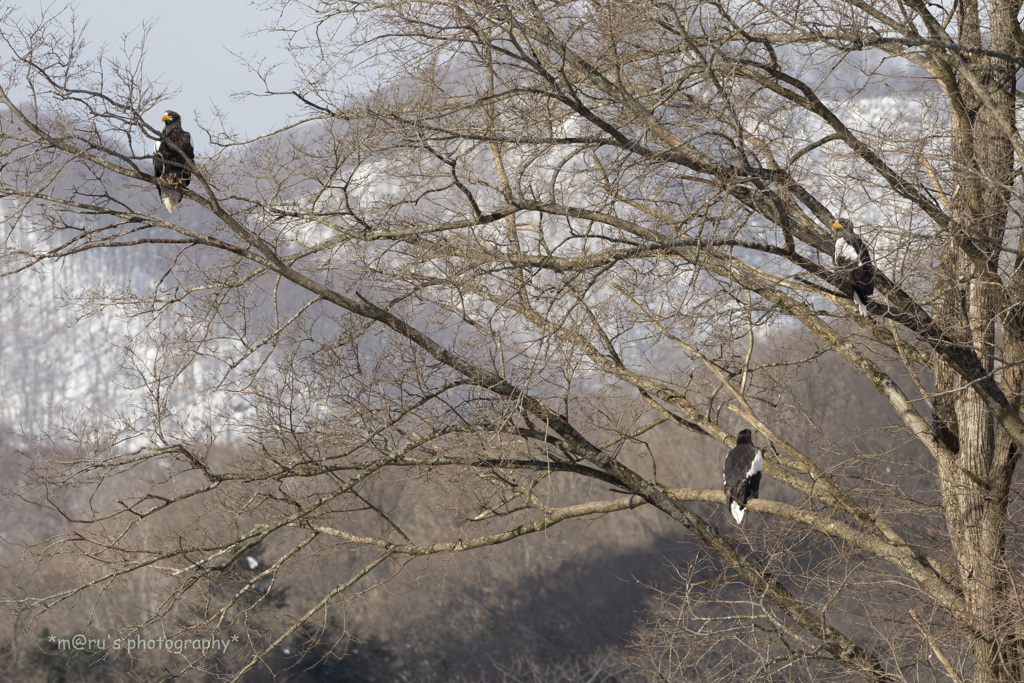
[730,501,746,524]
[853,291,868,317]
[162,189,182,214]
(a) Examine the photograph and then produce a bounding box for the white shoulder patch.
[835,238,858,262]
[746,449,763,478]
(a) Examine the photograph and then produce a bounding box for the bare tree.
[2,0,1024,680]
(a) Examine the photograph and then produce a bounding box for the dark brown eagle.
[723,429,763,524]
[153,110,195,214]
[832,219,875,317]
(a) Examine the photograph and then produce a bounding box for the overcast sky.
[66,0,306,136]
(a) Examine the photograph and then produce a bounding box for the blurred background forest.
[5,0,1024,681]
[0,243,919,681]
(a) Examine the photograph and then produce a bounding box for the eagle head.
[831,218,854,232]
[736,429,753,445]
[161,111,180,124]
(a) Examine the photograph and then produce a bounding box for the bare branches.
[4,0,1024,680]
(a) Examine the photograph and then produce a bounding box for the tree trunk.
[935,1,1021,678]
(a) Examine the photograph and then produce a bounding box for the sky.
[56,0,307,136]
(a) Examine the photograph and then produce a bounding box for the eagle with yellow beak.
[153,111,195,213]
[831,219,875,317]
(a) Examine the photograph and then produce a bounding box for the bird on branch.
[723,429,763,524]
[153,110,195,214]
[831,218,875,317]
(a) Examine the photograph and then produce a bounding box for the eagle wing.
[724,443,761,500]
[724,443,762,524]
[747,450,763,499]
[853,240,875,292]
[834,236,859,266]
[155,130,195,180]
[179,131,195,186]
[153,140,165,179]
[181,131,195,160]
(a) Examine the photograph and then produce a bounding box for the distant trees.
[3,0,1024,681]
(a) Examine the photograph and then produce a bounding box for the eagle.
[723,429,763,524]
[153,110,195,214]
[831,218,875,317]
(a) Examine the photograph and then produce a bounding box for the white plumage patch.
[853,291,868,317]
[835,238,858,262]
[724,431,763,525]
[162,188,182,214]
[730,501,745,524]
[747,449,763,478]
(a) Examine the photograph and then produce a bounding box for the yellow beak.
[831,221,842,230]
[161,114,172,122]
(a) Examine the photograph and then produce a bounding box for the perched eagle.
[723,429,763,524]
[831,218,875,317]
[153,110,195,214]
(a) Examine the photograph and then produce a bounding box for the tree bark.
[935,0,1021,677]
